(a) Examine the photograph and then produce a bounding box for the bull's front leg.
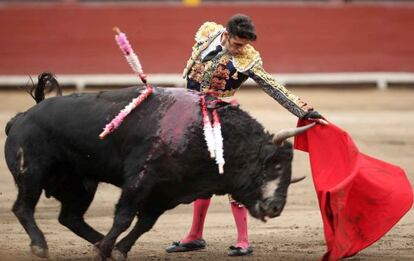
[92,192,136,260]
[110,208,164,261]
[92,174,152,261]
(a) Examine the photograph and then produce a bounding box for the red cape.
[294,119,413,261]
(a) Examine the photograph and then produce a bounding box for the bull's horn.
[291,176,306,183]
[273,122,317,146]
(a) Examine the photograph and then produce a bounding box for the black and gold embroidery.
[210,64,230,90]
[249,64,313,118]
[183,22,225,78]
[209,55,231,90]
[188,61,205,83]
[233,44,261,72]
[184,21,313,114]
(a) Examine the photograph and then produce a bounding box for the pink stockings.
[230,202,250,249]
[181,198,211,243]
[181,198,250,248]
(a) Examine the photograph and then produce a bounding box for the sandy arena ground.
[0,87,413,261]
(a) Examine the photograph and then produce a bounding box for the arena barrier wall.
[1,3,414,89]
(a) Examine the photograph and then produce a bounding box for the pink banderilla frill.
[114,27,147,84]
[99,86,153,139]
[99,27,152,139]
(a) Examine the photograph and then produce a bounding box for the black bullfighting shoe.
[165,238,206,253]
[228,245,253,256]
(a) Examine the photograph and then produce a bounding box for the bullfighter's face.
[221,31,251,56]
[249,143,293,222]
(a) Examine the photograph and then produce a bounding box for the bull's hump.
[158,88,201,152]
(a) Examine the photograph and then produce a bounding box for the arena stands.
[1,0,414,89]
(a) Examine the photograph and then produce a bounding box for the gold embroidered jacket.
[183,22,313,118]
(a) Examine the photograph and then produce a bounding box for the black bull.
[5,73,312,260]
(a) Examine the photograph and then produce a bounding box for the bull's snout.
[251,197,286,222]
[264,198,285,218]
[266,201,283,217]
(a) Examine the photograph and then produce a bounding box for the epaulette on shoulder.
[233,44,262,72]
[195,22,224,43]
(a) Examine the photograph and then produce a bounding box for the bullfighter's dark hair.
[226,14,257,41]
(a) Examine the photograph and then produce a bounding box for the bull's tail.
[27,72,62,103]
[5,72,62,136]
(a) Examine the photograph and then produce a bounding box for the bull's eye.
[274,164,281,170]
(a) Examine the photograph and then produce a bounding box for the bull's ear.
[272,141,293,162]
[263,150,277,168]
[263,153,272,166]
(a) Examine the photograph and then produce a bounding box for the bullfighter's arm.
[248,63,314,118]
[233,44,314,118]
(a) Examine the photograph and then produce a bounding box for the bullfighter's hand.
[303,110,328,125]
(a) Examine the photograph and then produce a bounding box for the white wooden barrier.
[1,72,414,91]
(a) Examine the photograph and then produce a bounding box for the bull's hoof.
[91,245,106,261]
[30,245,49,258]
[111,248,127,261]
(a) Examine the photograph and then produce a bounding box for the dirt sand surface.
[0,87,413,261]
